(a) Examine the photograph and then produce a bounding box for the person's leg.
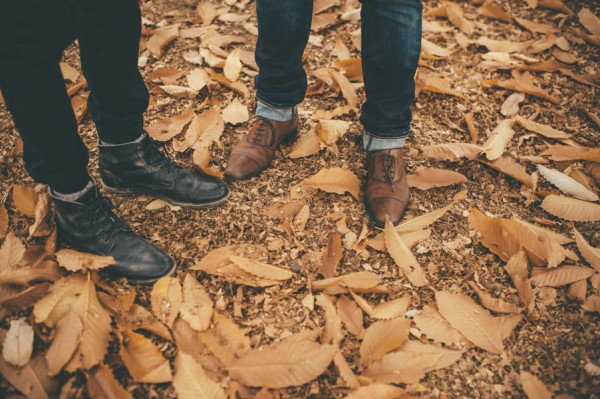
[0,60,91,195]
[225,0,312,181]
[254,0,314,119]
[360,0,422,151]
[72,0,149,144]
[360,0,422,228]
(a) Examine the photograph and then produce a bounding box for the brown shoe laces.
[382,153,397,192]
[248,116,276,146]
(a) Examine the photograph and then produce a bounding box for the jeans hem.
[255,94,302,110]
[363,127,413,139]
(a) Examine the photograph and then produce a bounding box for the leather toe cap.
[224,154,263,180]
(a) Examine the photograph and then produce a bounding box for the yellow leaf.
[483,119,515,161]
[336,296,364,336]
[222,98,249,125]
[224,49,243,82]
[541,194,600,222]
[228,340,336,388]
[288,130,322,159]
[119,329,172,383]
[34,274,86,327]
[146,106,195,142]
[150,276,182,328]
[359,318,410,366]
[173,353,227,399]
[435,290,504,354]
[421,143,482,160]
[407,167,468,190]
[45,311,82,375]
[384,219,428,287]
[146,25,179,57]
[413,305,466,346]
[198,312,250,367]
[371,296,411,320]
[179,274,214,332]
[316,294,343,345]
[300,167,361,199]
[229,256,293,281]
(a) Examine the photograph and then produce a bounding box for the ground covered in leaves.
[0,0,599,398]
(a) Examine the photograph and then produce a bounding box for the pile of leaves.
[0,0,599,398]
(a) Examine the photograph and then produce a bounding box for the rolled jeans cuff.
[363,130,409,151]
[255,99,296,122]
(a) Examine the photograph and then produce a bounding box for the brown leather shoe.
[364,148,410,228]
[224,116,298,181]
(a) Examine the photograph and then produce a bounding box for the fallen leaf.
[573,228,600,271]
[319,231,343,278]
[173,353,227,399]
[224,49,243,82]
[198,312,250,367]
[407,167,468,190]
[520,371,552,399]
[288,130,322,158]
[146,25,179,57]
[469,282,521,314]
[146,106,195,141]
[413,305,466,346]
[316,294,343,345]
[187,68,208,91]
[150,276,183,328]
[515,116,571,139]
[33,274,86,327]
[119,329,172,383]
[196,2,218,25]
[484,71,559,103]
[336,296,364,336]
[315,119,351,145]
[2,318,34,367]
[578,8,600,36]
[179,274,213,332]
[483,119,515,160]
[423,76,467,99]
[229,256,293,281]
[328,69,358,109]
[55,249,115,272]
[222,98,249,125]
[530,265,594,287]
[0,205,8,238]
[359,317,410,366]
[436,290,504,354]
[12,184,37,217]
[537,165,598,201]
[228,340,336,388]
[0,351,57,399]
[582,295,600,313]
[541,194,600,221]
[482,157,537,188]
[421,142,482,160]
[384,219,428,287]
[343,383,407,399]
[300,167,360,199]
[45,311,83,375]
[446,2,474,34]
[501,93,525,116]
[87,363,132,399]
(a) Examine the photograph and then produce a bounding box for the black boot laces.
[82,197,128,245]
[142,139,178,175]
[248,116,276,146]
[383,154,397,192]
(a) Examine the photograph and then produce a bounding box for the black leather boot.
[52,186,176,284]
[99,133,230,208]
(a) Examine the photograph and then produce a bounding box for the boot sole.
[224,129,298,182]
[101,182,231,209]
[57,232,177,285]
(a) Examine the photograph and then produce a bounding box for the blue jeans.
[254,0,423,140]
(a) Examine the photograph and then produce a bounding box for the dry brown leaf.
[530,265,594,287]
[482,157,537,188]
[150,276,182,328]
[0,351,57,399]
[413,304,466,346]
[500,93,524,117]
[230,256,293,281]
[2,318,34,367]
[87,363,132,399]
[568,279,587,301]
[119,329,172,383]
[468,208,521,262]
[483,119,515,161]
[497,313,524,340]
[515,17,557,34]
[173,353,227,399]
[222,98,249,125]
[319,231,343,278]
[333,351,360,389]
[407,167,468,190]
[421,38,451,58]
[582,295,600,313]
[541,194,600,222]
[520,371,552,399]
[228,340,336,388]
[371,296,411,320]
[146,106,194,142]
[446,2,474,34]
[179,274,213,332]
[316,119,351,145]
[187,68,208,91]
[573,228,600,271]
[436,290,504,354]
[0,205,8,238]
[146,25,179,57]
[505,251,535,313]
[537,165,598,201]
[328,69,358,109]
[55,249,114,272]
[0,283,50,313]
[421,142,483,160]
[395,190,466,234]
[176,108,224,152]
[343,383,407,399]
[423,76,467,99]
[64,276,112,372]
[33,274,86,327]
[359,317,410,366]
[469,282,521,314]
[158,85,197,98]
[515,116,571,139]
[484,71,559,103]
[578,8,600,36]
[541,146,600,162]
[479,0,511,22]
[224,49,243,82]
[115,304,172,342]
[12,184,37,217]
[196,2,218,25]
[316,294,343,345]
[336,296,364,336]
[300,167,360,200]
[288,130,321,158]
[198,312,250,367]
[208,71,250,98]
[45,311,82,375]
[384,219,428,287]
[476,37,533,53]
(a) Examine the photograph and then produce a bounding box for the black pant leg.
[0,61,91,194]
[73,0,149,144]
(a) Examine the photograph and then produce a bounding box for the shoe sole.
[224,129,298,182]
[57,232,178,285]
[101,182,231,209]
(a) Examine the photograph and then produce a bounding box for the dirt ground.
[0,0,599,398]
